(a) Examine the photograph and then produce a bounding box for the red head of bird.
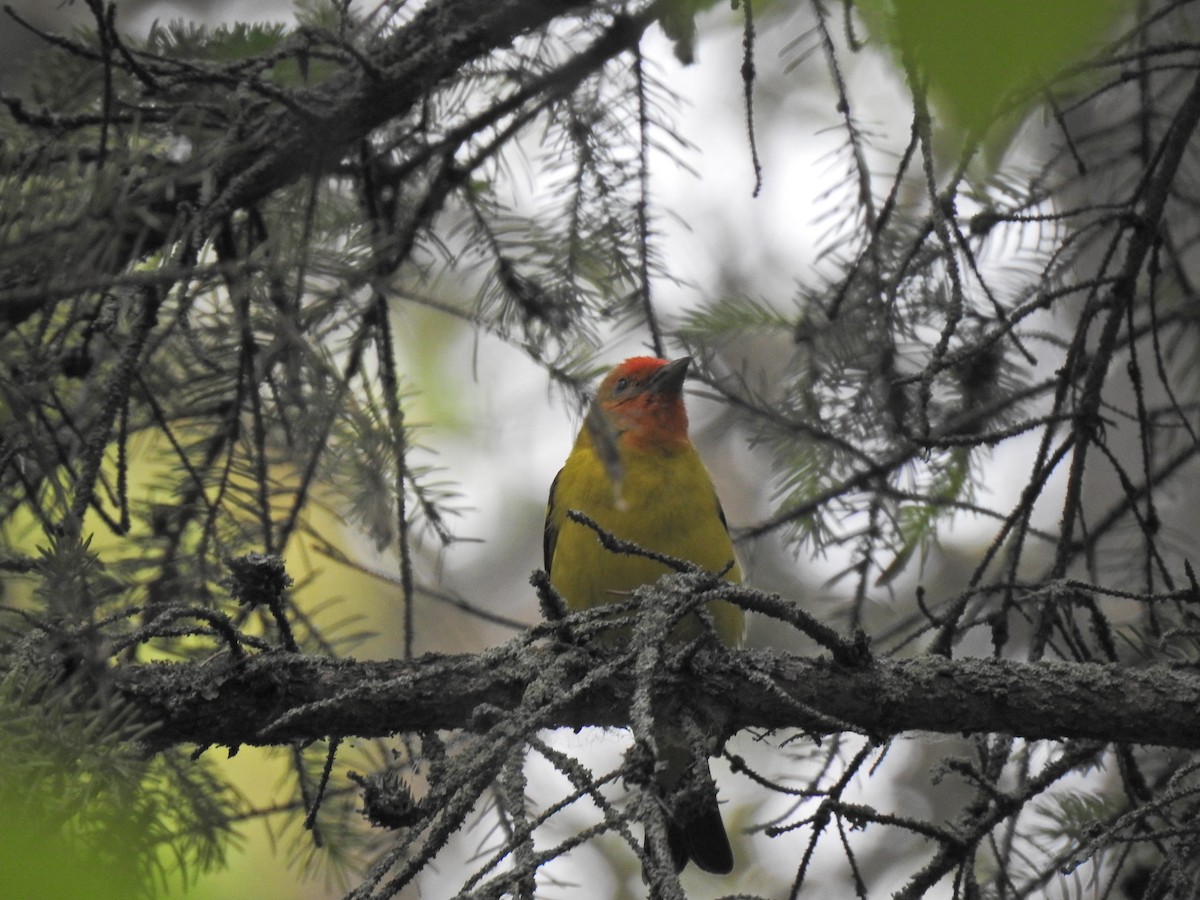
[589,356,692,455]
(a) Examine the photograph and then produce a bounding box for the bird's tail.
[666,785,734,874]
[654,737,734,874]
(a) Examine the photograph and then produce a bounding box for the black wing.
[543,467,563,575]
[716,493,730,535]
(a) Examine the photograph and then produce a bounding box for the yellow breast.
[547,435,744,645]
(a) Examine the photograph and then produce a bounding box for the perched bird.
[544,356,743,874]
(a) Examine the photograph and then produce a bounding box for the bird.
[543,355,743,874]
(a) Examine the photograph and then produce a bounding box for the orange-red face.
[593,356,691,451]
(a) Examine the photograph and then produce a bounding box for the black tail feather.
[670,795,734,874]
[653,735,735,874]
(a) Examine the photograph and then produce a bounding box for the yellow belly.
[548,441,744,645]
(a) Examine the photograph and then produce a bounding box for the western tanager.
[544,356,743,874]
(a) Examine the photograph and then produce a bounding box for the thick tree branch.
[113,644,1200,752]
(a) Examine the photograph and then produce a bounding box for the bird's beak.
[648,357,691,396]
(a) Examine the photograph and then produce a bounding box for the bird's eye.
[614,377,630,394]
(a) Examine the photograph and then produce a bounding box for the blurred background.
[0,1,1132,897]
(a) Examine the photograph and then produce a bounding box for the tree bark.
[112,644,1200,752]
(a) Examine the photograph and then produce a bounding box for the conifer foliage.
[4,0,1200,896]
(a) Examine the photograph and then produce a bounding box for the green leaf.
[859,0,1130,137]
